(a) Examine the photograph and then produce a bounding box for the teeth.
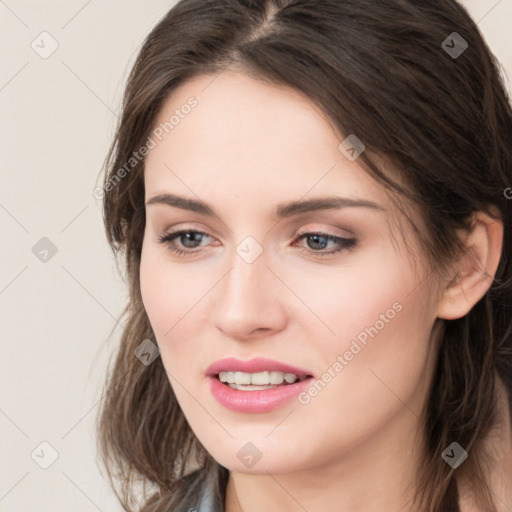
[228,383,278,391]
[250,371,269,385]
[218,371,300,386]
[270,371,284,385]
[235,371,251,385]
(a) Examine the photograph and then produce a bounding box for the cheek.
[140,243,200,336]
[285,250,415,351]
[304,289,434,428]
[139,254,173,335]
[286,300,434,470]
[296,250,435,417]
[139,245,213,377]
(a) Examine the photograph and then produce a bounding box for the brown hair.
[96,1,512,510]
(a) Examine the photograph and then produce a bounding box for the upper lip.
[206,357,313,378]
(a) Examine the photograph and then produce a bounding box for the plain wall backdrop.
[1,1,511,510]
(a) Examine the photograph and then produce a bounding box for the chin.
[196,432,315,475]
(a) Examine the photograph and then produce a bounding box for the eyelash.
[157,229,357,258]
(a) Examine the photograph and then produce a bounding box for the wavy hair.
[96,1,512,510]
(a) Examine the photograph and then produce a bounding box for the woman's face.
[140,70,443,475]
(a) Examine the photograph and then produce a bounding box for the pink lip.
[206,357,312,377]
[206,357,314,413]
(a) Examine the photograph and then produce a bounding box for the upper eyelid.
[162,226,350,237]
[160,218,355,237]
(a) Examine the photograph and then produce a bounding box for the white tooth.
[228,383,278,391]
[251,371,270,385]
[269,371,284,385]
[222,370,299,386]
[234,371,251,385]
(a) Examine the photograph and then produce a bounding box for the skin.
[139,69,509,511]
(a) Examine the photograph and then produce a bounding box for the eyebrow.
[145,193,385,218]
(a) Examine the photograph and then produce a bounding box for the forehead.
[144,69,389,209]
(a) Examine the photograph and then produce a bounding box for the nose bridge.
[213,240,286,338]
[221,245,269,312]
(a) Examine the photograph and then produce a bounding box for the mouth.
[215,370,311,391]
[206,357,314,413]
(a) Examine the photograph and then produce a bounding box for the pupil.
[309,234,327,250]
[182,232,203,248]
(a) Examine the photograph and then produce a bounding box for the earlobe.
[436,208,503,320]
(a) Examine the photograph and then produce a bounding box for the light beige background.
[0,1,510,510]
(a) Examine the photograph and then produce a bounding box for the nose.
[213,248,288,341]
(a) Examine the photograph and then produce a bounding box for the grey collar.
[196,469,224,512]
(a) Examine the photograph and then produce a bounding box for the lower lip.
[208,376,314,413]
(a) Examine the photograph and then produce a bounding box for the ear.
[436,207,503,320]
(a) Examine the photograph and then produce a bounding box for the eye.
[157,229,357,258]
[157,229,213,257]
[293,231,357,258]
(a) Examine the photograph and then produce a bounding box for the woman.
[96,1,512,511]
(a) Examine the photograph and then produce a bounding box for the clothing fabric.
[196,473,222,512]
[142,467,227,511]
[179,467,226,512]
